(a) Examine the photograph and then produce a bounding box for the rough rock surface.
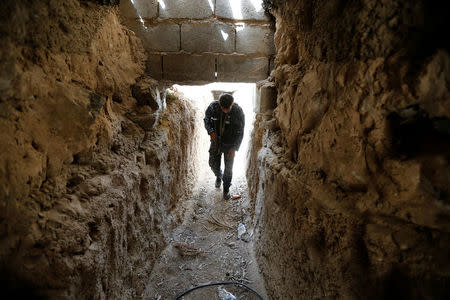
[131,77,163,110]
[249,0,450,299]
[0,1,198,298]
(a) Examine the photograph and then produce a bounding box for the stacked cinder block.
[119,0,275,83]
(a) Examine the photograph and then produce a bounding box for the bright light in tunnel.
[173,83,256,180]
[235,22,246,32]
[229,0,243,20]
[207,0,214,11]
[220,30,229,41]
[159,0,166,10]
[250,0,263,12]
[129,0,148,30]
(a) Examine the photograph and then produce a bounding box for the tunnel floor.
[143,173,267,299]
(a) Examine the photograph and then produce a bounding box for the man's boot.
[223,188,231,200]
[215,176,221,188]
[215,170,223,188]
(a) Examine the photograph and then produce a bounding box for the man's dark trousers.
[209,142,234,192]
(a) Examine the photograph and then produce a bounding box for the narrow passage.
[144,173,267,299]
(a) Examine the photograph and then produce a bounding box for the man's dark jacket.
[204,101,245,151]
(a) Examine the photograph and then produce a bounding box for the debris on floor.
[218,287,237,300]
[205,214,234,230]
[232,193,242,200]
[237,223,246,238]
[173,242,207,257]
[144,176,267,299]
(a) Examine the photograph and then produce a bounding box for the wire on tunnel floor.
[174,281,265,300]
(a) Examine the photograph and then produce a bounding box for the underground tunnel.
[0,0,449,299]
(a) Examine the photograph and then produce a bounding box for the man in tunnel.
[204,93,245,200]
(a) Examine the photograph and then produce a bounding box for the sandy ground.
[144,171,268,300]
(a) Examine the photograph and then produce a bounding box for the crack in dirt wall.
[249,0,450,298]
[0,1,199,298]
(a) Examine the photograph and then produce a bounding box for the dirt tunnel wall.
[0,0,201,298]
[248,0,450,298]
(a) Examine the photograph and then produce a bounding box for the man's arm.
[203,102,215,134]
[204,102,218,142]
[233,106,245,151]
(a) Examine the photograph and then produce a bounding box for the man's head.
[219,93,234,113]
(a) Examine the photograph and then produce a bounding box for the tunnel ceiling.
[120,0,275,83]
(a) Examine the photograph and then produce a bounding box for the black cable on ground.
[174,281,265,300]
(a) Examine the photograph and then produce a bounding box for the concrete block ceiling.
[120,0,275,83]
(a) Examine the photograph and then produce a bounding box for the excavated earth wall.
[0,1,198,298]
[249,0,450,299]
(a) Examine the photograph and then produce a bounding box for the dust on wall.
[0,0,198,298]
[250,0,450,298]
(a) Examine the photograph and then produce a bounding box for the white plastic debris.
[218,287,237,300]
[237,223,246,239]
